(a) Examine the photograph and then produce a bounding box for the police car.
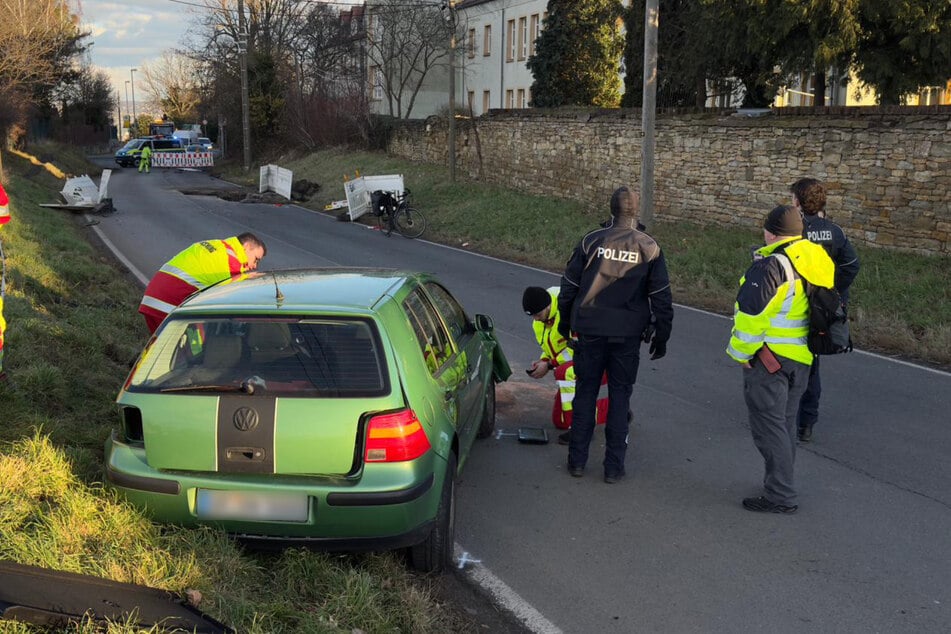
[114,136,186,168]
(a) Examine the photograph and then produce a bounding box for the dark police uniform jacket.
[802,214,860,299]
[558,217,673,342]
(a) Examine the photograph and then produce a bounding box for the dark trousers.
[744,355,810,507]
[568,335,639,475]
[797,355,821,429]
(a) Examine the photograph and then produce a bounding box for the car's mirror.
[474,314,494,332]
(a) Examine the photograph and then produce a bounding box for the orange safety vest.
[139,237,249,333]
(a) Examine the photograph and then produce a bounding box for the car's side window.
[425,282,470,341]
[404,289,453,377]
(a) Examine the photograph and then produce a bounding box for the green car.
[105,269,511,573]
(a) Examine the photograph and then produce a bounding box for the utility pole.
[237,0,252,173]
[116,94,122,142]
[640,0,659,232]
[130,68,138,135]
[445,1,457,182]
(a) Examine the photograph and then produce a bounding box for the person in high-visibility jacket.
[139,232,267,334]
[138,143,152,173]
[0,181,10,380]
[726,205,835,515]
[523,286,607,445]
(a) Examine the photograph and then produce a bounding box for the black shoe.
[798,424,813,443]
[742,496,797,514]
[603,470,626,484]
[567,463,584,477]
[558,431,571,445]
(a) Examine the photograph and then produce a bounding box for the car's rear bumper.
[104,433,444,546]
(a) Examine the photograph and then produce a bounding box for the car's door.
[402,288,469,438]
[423,282,487,447]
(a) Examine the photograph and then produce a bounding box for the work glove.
[649,336,667,360]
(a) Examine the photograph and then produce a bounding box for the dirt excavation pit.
[179,179,320,205]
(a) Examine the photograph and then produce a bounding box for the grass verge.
[0,143,485,634]
[221,148,951,368]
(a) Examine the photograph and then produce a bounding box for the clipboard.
[517,427,549,444]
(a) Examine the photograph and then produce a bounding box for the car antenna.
[272,272,284,305]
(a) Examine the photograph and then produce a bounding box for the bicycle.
[370,188,427,239]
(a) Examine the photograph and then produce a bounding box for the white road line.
[85,215,150,287]
[453,544,564,634]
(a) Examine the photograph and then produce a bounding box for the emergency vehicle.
[114,136,186,168]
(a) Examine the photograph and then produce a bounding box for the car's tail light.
[364,409,430,462]
[119,406,144,445]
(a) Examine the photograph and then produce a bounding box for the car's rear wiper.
[160,383,252,393]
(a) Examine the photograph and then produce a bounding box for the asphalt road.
[87,161,951,634]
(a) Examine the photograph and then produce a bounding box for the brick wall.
[388,107,951,255]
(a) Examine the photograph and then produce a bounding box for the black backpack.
[773,253,852,355]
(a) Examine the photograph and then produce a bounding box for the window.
[483,24,491,56]
[529,14,540,57]
[517,17,527,60]
[482,90,490,113]
[128,317,387,396]
[467,90,475,113]
[506,19,515,61]
[517,89,526,108]
[468,28,475,58]
[370,65,383,101]
[505,90,514,108]
[425,283,470,342]
[404,290,453,377]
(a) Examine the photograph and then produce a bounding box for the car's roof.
[176,268,424,314]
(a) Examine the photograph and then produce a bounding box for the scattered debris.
[0,561,233,633]
[291,178,321,202]
[39,171,114,214]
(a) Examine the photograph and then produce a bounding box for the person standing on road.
[558,186,673,483]
[523,285,608,445]
[139,233,267,333]
[790,178,860,443]
[0,181,11,381]
[726,205,835,514]
[138,143,152,174]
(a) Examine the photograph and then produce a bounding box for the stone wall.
[387,107,951,255]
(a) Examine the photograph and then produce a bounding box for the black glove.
[649,337,667,360]
[641,320,656,344]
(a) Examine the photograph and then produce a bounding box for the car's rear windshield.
[128,317,389,397]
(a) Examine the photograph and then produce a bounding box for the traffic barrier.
[151,152,214,168]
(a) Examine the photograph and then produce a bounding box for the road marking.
[85,215,150,286]
[454,544,564,634]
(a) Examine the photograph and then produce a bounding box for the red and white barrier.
[151,152,214,168]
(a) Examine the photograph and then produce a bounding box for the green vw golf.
[105,268,510,573]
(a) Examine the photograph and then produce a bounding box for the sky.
[79,0,360,116]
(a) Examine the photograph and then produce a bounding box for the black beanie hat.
[764,205,803,237]
[522,287,551,315]
[610,186,638,218]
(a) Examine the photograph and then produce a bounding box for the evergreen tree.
[528,0,626,108]
[853,0,951,105]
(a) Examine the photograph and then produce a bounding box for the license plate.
[196,489,309,522]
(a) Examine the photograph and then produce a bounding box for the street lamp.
[124,81,130,138]
[130,68,138,134]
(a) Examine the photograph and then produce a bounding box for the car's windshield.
[120,139,143,150]
[128,317,388,396]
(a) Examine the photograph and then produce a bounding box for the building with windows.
[455,0,547,116]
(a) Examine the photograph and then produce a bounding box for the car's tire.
[408,452,456,574]
[476,382,496,439]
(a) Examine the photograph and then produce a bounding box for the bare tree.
[139,52,204,123]
[366,0,451,119]
[0,0,83,93]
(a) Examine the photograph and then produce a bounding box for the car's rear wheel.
[408,452,456,574]
[476,382,496,439]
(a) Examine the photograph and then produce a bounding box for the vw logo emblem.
[233,407,259,432]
